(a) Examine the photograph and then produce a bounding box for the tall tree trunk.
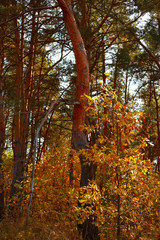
[0,26,5,220]
[11,15,23,200]
[57,1,100,239]
[10,0,25,204]
[11,3,37,208]
[153,82,160,172]
[21,9,36,167]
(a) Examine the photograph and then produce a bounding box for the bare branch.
[26,97,80,226]
[26,99,61,226]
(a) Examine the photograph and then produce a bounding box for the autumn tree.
[0,0,160,239]
[56,1,100,239]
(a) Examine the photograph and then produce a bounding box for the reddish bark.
[21,10,37,166]
[59,2,89,149]
[57,1,100,239]
[11,5,38,203]
[57,0,90,181]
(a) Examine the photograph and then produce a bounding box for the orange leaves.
[75,181,102,224]
[80,90,160,238]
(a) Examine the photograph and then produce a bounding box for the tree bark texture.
[57,1,100,239]
[10,15,24,200]
[11,4,37,204]
[0,26,5,220]
[153,82,160,172]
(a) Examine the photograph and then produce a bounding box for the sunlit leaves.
[77,90,160,239]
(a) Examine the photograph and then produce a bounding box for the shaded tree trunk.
[0,26,5,220]
[11,3,38,208]
[11,15,24,201]
[153,82,160,172]
[57,1,100,239]
[21,9,37,166]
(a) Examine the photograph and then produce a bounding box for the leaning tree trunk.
[57,1,100,239]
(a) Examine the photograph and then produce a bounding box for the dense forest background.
[0,0,160,239]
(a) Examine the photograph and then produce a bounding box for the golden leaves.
[79,88,160,238]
